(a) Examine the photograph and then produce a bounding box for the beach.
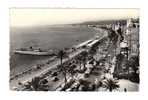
[10,25,96,76]
[10,25,105,89]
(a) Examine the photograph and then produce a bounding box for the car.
[52,77,59,82]
[65,88,73,91]
[51,72,58,77]
[84,73,89,78]
[12,87,19,91]
[40,79,48,84]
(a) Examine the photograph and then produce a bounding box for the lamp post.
[108,54,111,65]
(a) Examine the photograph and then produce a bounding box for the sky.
[10,9,139,27]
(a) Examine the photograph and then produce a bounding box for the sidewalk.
[118,79,139,92]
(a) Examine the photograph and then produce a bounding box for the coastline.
[10,27,108,90]
[10,25,96,75]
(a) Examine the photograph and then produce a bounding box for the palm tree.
[81,51,88,69]
[125,55,139,82]
[57,50,68,84]
[57,50,67,66]
[128,55,139,74]
[68,64,77,79]
[103,78,119,92]
[76,55,82,69]
[24,77,49,91]
[115,53,124,76]
[58,65,68,85]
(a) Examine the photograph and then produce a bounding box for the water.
[10,25,96,76]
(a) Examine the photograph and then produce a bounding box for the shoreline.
[10,26,99,77]
[10,27,107,90]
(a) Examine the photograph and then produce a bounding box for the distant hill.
[75,19,127,25]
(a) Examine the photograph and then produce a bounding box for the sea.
[10,25,96,76]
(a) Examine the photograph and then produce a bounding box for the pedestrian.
[124,88,127,92]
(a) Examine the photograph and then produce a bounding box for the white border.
[0,0,148,100]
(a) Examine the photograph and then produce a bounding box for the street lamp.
[108,54,111,65]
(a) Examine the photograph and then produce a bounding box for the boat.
[14,47,55,56]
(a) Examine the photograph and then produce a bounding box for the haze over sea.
[10,25,96,76]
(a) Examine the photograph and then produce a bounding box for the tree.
[129,55,139,73]
[68,64,77,79]
[24,77,49,91]
[103,78,119,92]
[58,65,67,85]
[57,50,68,84]
[81,51,88,69]
[114,53,125,76]
[57,50,67,66]
[76,55,83,69]
[125,55,139,83]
